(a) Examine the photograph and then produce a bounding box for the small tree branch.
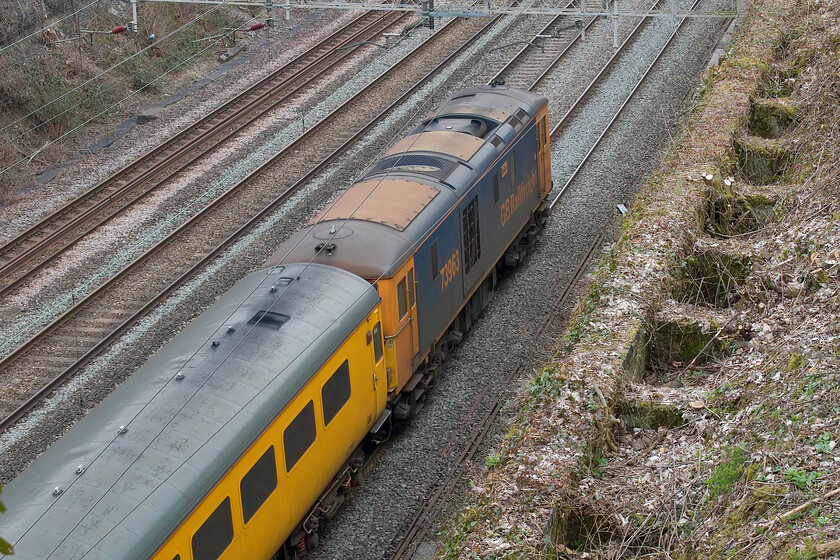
[766,487,840,527]
[680,314,738,376]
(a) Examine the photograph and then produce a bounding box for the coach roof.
[2,263,378,560]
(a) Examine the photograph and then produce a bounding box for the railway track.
[490,0,606,89]
[388,232,606,560]
[388,0,720,555]
[0,10,407,299]
[549,0,706,207]
[0,15,503,431]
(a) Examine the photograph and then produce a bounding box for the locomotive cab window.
[322,360,351,426]
[283,401,316,472]
[240,446,278,524]
[540,118,548,147]
[397,278,408,319]
[372,322,383,362]
[192,497,233,560]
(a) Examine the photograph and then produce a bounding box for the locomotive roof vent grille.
[507,109,529,131]
[248,310,290,330]
[423,117,488,138]
[490,136,504,149]
[363,154,459,182]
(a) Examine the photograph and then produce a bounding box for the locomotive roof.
[266,85,548,279]
[2,263,379,560]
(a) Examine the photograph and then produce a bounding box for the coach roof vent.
[248,310,290,330]
[506,108,530,130]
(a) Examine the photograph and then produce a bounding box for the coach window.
[372,322,383,363]
[322,360,351,427]
[192,497,233,560]
[283,401,316,472]
[397,278,408,319]
[431,243,439,279]
[240,446,278,524]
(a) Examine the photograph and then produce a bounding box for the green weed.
[783,468,821,490]
[705,446,750,499]
[813,433,834,454]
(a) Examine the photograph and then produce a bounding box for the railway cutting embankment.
[439,0,840,557]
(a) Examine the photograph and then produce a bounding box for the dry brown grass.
[0,2,244,203]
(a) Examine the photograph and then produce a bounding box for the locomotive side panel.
[490,121,543,255]
[413,210,464,359]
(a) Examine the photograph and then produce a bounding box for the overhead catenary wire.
[13,6,537,556]
[0,10,270,180]
[0,0,104,54]
[0,1,230,155]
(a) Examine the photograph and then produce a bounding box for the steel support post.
[130,0,139,31]
[612,0,618,47]
[265,0,275,27]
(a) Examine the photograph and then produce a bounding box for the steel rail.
[489,13,565,84]
[488,0,603,88]
[547,0,661,138]
[527,1,606,90]
[0,15,501,433]
[550,0,708,208]
[0,11,406,296]
[388,232,605,560]
[390,1,723,555]
[537,230,605,336]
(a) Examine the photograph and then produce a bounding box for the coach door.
[385,261,419,391]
